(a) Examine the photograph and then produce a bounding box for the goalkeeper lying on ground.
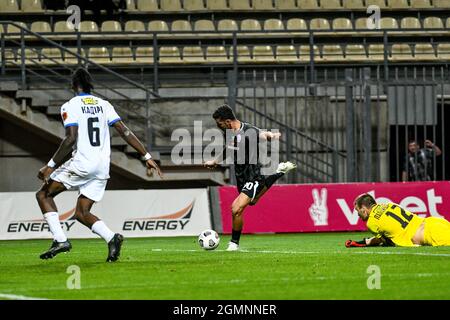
[346,193,450,247]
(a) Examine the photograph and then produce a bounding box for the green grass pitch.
[1,233,450,300]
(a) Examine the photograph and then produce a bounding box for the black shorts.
[237,177,266,201]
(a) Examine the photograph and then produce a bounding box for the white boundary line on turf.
[0,293,49,300]
[151,248,450,257]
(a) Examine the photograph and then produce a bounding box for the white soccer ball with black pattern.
[198,229,220,250]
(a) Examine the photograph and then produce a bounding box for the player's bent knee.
[35,190,48,202]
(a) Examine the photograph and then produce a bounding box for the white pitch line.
[0,293,49,300]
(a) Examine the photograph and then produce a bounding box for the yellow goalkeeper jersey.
[366,203,425,247]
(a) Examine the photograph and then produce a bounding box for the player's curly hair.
[212,104,236,121]
[354,193,377,209]
[72,68,94,93]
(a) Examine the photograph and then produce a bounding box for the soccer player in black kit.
[204,105,296,251]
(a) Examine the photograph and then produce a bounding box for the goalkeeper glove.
[345,239,368,248]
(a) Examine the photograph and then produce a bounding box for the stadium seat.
[434,0,450,8]
[160,0,182,11]
[400,17,421,29]
[253,46,275,63]
[368,44,386,61]
[321,0,342,9]
[79,21,99,33]
[240,19,262,31]
[183,0,205,10]
[171,20,192,32]
[22,0,43,12]
[286,18,307,32]
[345,45,367,61]
[125,20,146,32]
[437,44,450,59]
[125,0,137,10]
[194,20,215,31]
[64,47,86,64]
[390,44,413,61]
[387,0,409,8]
[332,18,353,30]
[40,48,63,65]
[159,46,182,63]
[148,21,169,32]
[206,0,228,10]
[253,0,274,10]
[88,47,111,64]
[309,18,331,30]
[206,46,230,62]
[4,49,17,64]
[275,0,298,10]
[229,0,251,10]
[410,0,432,8]
[217,19,238,31]
[355,17,369,30]
[182,46,205,63]
[366,0,387,8]
[322,45,344,61]
[54,21,75,33]
[264,19,285,31]
[112,47,134,64]
[414,43,436,60]
[343,0,365,9]
[299,0,319,9]
[101,21,122,32]
[380,17,398,29]
[30,21,52,33]
[137,0,159,11]
[236,46,252,62]
[446,18,450,29]
[0,0,19,12]
[423,17,444,29]
[299,45,320,61]
[135,47,154,63]
[276,45,298,63]
[5,22,28,34]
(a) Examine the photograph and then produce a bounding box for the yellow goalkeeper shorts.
[423,217,450,246]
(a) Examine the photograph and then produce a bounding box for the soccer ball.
[198,229,220,250]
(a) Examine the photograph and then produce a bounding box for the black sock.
[231,229,241,244]
[265,172,284,188]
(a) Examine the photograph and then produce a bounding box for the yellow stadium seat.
[21,48,39,63]
[275,0,298,10]
[390,44,413,61]
[423,17,444,29]
[159,46,182,63]
[171,20,192,32]
[355,17,369,30]
[5,22,28,34]
[299,45,320,61]
[368,44,386,61]
[276,45,298,63]
[366,0,387,8]
[322,45,344,61]
[112,47,134,64]
[434,0,450,8]
[414,44,436,60]
[286,18,307,31]
[0,0,19,12]
[400,17,421,29]
[148,21,169,32]
[217,19,238,31]
[206,46,230,63]
[387,0,409,8]
[22,0,43,12]
[253,0,274,10]
[437,44,450,59]
[125,20,146,32]
[79,21,99,32]
[309,18,331,30]
[160,0,182,11]
[380,17,398,29]
[101,21,122,32]
[240,19,261,31]
[345,45,367,60]
[332,18,353,30]
[137,0,159,11]
[321,0,341,9]
[125,0,136,10]
[411,0,432,8]
[194,20,215,31]
[31,21,52,33]
[54,21,76,33]
[40,48,63,65]
[229,0,251,10]
[183,46,205,63]
[446,18,450,28]
[299,0,319,9]
[135,47,154,63]
[253,45,275,63]
[236,46,252,62]
[206,0,228,10]
[88,47,111,64]
[64,47,87,64]
[264,19,284,31]
[343,0,365,9]
[184,0,205,10]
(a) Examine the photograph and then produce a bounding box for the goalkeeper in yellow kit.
[346,193,450,247]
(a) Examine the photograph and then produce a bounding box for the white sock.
[43,212,67,242]
[91,221,115,243]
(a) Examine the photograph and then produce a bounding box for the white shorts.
[50,164,108,202]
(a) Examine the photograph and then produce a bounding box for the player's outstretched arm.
[113,120,163,178]
[345,236,384,248]
[38,126,78,184]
